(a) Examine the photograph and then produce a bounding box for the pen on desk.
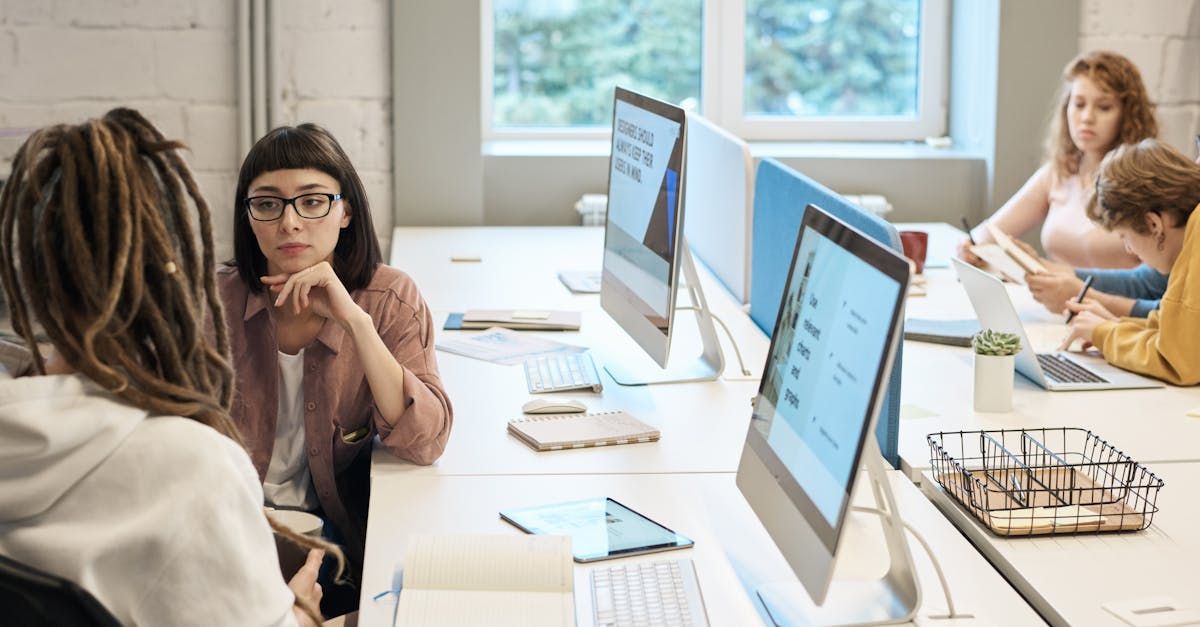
[1065,275,1095,323]
[961,217,976,245]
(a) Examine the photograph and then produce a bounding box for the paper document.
[436,327,587,365]
[558,270,601,294]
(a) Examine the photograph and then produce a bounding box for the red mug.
[899,230,928,274]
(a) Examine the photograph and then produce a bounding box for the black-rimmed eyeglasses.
[244,193,343,221]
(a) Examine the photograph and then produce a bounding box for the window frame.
[481,0,949,142]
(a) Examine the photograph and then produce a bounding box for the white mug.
[267,509,323,537]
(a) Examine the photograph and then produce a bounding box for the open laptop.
[952,258,1162,391]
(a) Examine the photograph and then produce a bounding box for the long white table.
[378,227,770,477]
[921,462,1200,627]
[361,226,1042,626]
[899,266,1200,481]
[359,471,1044,627]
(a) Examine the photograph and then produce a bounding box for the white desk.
[381,227,770,477]
[922,462,1200,627]
[369,225,1190,627]
[359,471,1044,627]
[898,267,1200,481]
[387,227,765,352]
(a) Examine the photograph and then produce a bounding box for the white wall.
[1081,0,1200,157]
[0,0,394,258]
[0,0,240,254]
[1,0,1197,249]
[271,0,394,252]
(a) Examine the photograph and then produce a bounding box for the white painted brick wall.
[1082,0,1197,37]
[0,0,241,257]
[0,0,392,257]
[1081,0,1200,158]
[155,29,237,103]
[274,0,393,251]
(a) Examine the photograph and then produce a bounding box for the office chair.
[0,554,121,627]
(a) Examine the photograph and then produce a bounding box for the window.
[483,0,947,141]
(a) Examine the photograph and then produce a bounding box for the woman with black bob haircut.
[220,123,453,616]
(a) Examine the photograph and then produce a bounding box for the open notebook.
[508,410,660,452]
[393,534,574,627]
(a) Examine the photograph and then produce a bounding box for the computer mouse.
[522,398,588,414]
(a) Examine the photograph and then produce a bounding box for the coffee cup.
[899,230,929,274]
[268,509,324,580]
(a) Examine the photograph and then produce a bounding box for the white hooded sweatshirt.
[0,367,298,626]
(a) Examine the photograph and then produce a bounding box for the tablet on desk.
[500,497,694,563]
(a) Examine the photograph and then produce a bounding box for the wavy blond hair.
[1088,139,1200,234]
[1045,50,1158,179]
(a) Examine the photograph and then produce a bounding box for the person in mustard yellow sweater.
[1060,139,1200,385]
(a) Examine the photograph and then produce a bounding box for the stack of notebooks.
[508,410,660,451]
[445,309,582,331]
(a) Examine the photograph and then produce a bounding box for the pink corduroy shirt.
[217,263,453,570]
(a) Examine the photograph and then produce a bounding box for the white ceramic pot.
[974,353,1015,412]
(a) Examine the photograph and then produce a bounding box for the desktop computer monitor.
[683,112,754,305]
[600,87,687,369]
[736,204,915,622]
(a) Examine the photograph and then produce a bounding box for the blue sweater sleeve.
[1074,265,1167,317]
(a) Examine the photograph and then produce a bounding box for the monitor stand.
[605,240,726,386]
[755,437,922,627]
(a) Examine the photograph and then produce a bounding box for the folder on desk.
[393,533,574,627]
[508,410,660,452]
[903,318,979,347]
[445,309,582,331]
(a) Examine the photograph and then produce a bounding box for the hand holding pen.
[956,216,985,266]
[1064,275,1094,323]
[1059,275,1110,351]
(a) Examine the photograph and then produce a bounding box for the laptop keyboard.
[524,352,603,393]
[591,558,709,627]
[1037,353,1108,384]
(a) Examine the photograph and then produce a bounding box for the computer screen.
[600,87,686,367]
[737,204,909,603]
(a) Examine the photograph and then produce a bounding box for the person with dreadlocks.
[220,123,453,615]
[0,109,338,625]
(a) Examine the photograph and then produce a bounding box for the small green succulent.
[972,329,1021,356]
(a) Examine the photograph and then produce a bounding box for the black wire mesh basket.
[928,428,1164,536]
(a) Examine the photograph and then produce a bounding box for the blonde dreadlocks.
[0,108,341,624]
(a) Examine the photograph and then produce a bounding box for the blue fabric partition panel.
[749,158,904,469]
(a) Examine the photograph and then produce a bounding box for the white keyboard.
[524,352,603,393]
[590,558,709,627]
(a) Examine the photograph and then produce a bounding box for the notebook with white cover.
[393,534,574,627]
[508,410,660,451]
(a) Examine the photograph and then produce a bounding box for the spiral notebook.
[507,410,660,452]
